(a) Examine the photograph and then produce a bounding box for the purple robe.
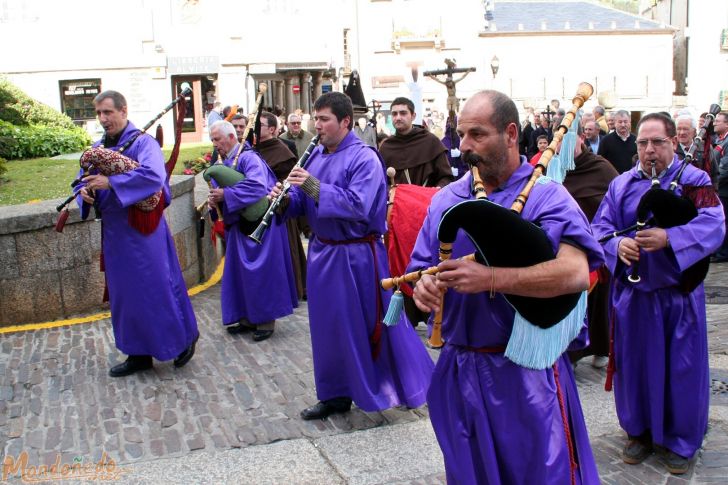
[80,123,198,361]
[591,157,725,458]
[217,143,298,326]
[408,162,603,484]
[285,131,434,412]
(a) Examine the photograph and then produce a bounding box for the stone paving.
[1,262,727,484]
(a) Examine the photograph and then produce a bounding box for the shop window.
[59,79,101,121]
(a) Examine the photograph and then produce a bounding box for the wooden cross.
[424,59,476,125]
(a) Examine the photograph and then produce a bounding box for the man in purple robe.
[271,92,434,420]
[411,90,603,484]
[79,90,199,377]
[207,121,298,342]
[592,112,725,475]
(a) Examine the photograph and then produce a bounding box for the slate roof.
[483,1,670,33]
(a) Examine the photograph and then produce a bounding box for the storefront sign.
[168,56,219,74]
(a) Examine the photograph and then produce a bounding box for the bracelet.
[489,266,496,299]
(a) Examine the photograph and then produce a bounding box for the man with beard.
[379,97,453,187]
[270,92,434,420]
[592,113,724,474]
[79,90,199,376]
[255,111,307,301]
[208,120,298,341]
[410,90,603,484]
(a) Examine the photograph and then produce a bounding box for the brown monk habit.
[562,149,619,221]
[256,138,297,181]
[563,147,618,363]
[379,127,454,187]
[256,138,308,300]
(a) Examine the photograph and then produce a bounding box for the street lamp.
[490,55,500,79]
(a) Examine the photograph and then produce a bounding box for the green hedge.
[0,77,79,130]
[0,120,91,160]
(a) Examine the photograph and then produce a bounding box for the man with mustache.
[410,90,603,484]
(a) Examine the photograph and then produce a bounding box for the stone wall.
[0,175,222,327]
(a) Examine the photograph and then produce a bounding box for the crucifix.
[368,99,381,128]
[541,105,555,125]
[424,59,476,124]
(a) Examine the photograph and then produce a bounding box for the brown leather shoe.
[622,437,653,464]
[660,449,689,474]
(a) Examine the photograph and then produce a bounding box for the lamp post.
[490,55,500,79]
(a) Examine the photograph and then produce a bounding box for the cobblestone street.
[1,263,727,484]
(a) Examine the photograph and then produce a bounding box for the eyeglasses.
[636,137,671,149]
[289,121,301,125]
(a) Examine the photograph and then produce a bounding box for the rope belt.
[447,343,506,353]
[317,234,384,360]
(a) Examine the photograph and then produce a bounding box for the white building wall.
[1,0,676,136]
[686,1,728,112]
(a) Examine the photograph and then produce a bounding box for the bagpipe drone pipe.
[197,83,269,236]
[382,82,595,369]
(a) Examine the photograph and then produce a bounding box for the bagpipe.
[54,83,191,233]
[598,104,722,293]
[381,82,595,369]
[197,83,269,236]
[248,134,320,244]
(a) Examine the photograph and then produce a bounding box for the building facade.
[1,0,677,143]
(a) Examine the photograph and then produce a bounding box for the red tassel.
[55,209,70,233]
[127,199,165,235]
[210,220,226,248]
[370,320,382,361]
[604,311,616,392]
[99,246,109,303]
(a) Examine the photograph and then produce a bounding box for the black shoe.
[660,449,689,475]
[252,329,274,342]
[226,323,252,334]
[622,435,653,464]
[300,398,352,420]
[109,355,153,377]
[174,336,198,368]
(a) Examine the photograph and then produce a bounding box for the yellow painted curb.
[0,257,225,335]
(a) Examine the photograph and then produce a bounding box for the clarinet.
[248,135,320,244]
[628,161,659,283]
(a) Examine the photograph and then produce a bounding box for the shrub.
[0,120,91,160]
[0,156,7,177]
[0,77,78,130]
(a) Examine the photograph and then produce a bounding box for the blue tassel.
[548,110,581,184]
[504,291,587,370]
[383,289,404,326]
